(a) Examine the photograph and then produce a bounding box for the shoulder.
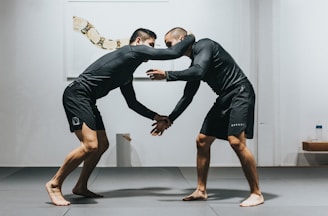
[195,38,215,47]
[105,45,132,57]
[114,45,142,58]
[129,45,152,54]
[118,45,132,53]
[193,38,215,52]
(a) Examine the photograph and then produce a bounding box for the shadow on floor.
[63,187,277,204]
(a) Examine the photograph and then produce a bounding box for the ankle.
[197,188,206,194]
[251,192,262,197]
[47,181,59,188]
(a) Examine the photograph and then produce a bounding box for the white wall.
[1,0,327,167]
[1,0,72,166]
[0,0,16,165]
[276,0,328,165]
[257,0,328,166]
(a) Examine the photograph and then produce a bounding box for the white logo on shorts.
[72,117,80,126]
[231,123,245,127]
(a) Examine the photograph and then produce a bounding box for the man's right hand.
[146,69,166,80]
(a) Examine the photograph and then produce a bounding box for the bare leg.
[72,130,109,197]
[46,123,98,206]
[229,132,264,207]
[183,134,215,201]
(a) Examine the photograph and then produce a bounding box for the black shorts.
[200,81,255,140]
[62,82,105,132]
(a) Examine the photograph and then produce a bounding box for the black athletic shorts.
[62,81,105,132]
[200,81,255,140]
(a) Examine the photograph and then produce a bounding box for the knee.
[98,139,110,153]
[196,134,211,150]
[97,133,110,153]
[82,134,99,153]
[83,140,99,153]
[228,136,244,151]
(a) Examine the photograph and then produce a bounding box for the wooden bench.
[302,141,328,151]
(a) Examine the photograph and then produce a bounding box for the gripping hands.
[151,115,172,136]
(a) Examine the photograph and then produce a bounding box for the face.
[136,37,155,47]
[164,33,181,48]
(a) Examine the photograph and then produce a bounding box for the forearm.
[121,82,158,120]
[149,34,195,60]
[168,80,200,122]
[168,98,193,122]
[127,101,158,120]
[166,64,204,81]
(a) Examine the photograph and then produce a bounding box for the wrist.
[165,71,169,80]
[168,115,174,123]
[153,114,160,121]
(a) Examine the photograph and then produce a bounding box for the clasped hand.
[151,115,172,136]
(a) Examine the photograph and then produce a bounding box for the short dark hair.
[129,28,157,44]
[165,27,187,39]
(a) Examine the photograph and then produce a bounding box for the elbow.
[170,52,182,58]
[188,72,203,80]
[193,65,206,79]
[186,97,194,104]
[193,73,203,80]
[168,48,184,58]
[125,102,135,110]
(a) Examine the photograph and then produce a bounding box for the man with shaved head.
[147,27,264,207]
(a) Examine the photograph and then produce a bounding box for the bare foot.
[72,186,103,198]
[240,193,264,207]
[45,182,71,206]
[183,189,208,201]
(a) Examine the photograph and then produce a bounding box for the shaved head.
[165,27,187,39]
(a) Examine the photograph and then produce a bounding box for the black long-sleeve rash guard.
[74,34,195,120]
[167,38,248,122]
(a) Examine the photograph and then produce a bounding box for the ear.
[135,37,143,45]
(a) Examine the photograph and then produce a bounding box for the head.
[129,28,157,47]
[164,27,187,48]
